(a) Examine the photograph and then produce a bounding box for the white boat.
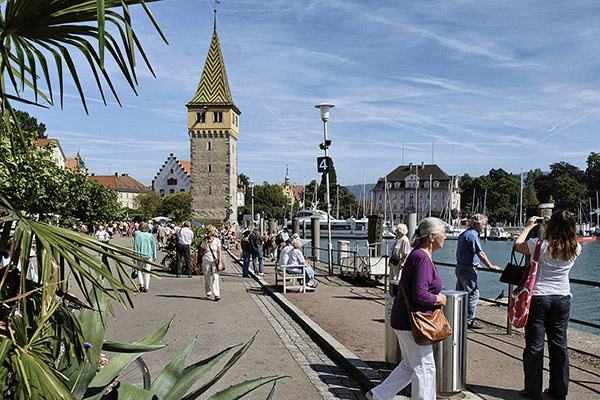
[289,209,384,239]
[444,224,464,240]
[487,226,512,240]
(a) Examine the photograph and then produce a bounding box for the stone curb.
[225,248,382,391]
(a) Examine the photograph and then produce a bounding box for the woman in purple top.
[367,218,447,400]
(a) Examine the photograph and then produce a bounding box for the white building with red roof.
[152,153,191,197]
[90,173,151,209]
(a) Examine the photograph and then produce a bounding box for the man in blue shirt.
[456,214,500,329]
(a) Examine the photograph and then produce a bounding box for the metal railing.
[299,242,600,334]
[435,261,600,333]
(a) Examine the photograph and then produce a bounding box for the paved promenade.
[103,236,365,399]
[226,247,600,400]
[100,235,600,399]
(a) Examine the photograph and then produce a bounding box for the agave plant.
[69,288,287,400]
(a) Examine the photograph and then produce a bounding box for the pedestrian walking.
[455,214,500,329]
[240,230,252,277]
[367,218,448,400]
[175,221,194,278]
[513,211,581,400]
[133,222,157,292]
[200,225,223,301]
[250,227,264,276]
[157,223,166,250]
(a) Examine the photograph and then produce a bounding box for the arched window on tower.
[207,142,212,151]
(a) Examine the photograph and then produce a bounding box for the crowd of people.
[77,212,579,400]
[368,210,578,400]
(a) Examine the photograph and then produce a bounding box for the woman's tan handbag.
[401,286,452,346]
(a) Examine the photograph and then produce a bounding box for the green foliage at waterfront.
[461,157,599,222]
[0,135,123,223]
[135,191,192,222]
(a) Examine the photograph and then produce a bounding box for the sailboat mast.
[519,169,523,227]
[384,176,388,224]
[336,187,340,219]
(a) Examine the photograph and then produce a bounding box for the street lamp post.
[250,181,255,227]
[315,103,334,276]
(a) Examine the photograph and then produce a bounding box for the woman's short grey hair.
[469,214,487,228]
[411,217,446,248]
[395,223,408,235]
[292,238,302,249]
[139,222,149,232]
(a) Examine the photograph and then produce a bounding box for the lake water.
[315,237,600,335]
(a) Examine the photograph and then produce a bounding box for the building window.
[394,182,401,189]
[170,189,174,194]
[196,111,206,123]
[180,189,185,192]
[170,168,173,174]
[433,181,440,188]
[213,111,223,123]
[209,186,212,195]
[160,189,164,196]
[208,164,212,172]
[167,178,177,185]
[424,181,430,189]
[207,142,212,151]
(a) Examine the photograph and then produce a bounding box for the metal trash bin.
[384,280,401,364]
[433,290,467,396]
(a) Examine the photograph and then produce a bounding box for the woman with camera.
[514,211,581,400]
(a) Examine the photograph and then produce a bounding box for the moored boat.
[288,209,370,239]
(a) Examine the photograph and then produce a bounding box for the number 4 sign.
[317,157,330,173]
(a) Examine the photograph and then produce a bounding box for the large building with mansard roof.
[371,163,461,225]
[186,13,240,225]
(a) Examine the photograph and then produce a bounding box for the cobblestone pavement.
[232,260,366,399]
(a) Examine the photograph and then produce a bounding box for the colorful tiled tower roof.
[187,19,237,111]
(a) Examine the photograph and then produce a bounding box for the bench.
[275,263,306,293]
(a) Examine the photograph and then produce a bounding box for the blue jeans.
[242,251,251,277]
[523,295,570,397]
[455,264,479,325]
[251,251,263,274]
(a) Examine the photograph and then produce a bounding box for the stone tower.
[187,14,240,225]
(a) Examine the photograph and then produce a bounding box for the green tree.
[250,182,288,221]
[0,136,122,222]
[238,172,250,188]
[523,169,543,207]
[135,191,161,218]
[160,192,191,222]
[535,162,587,211]
[0,109,47,139]
[459,173,474,216]
[585,152,600,196]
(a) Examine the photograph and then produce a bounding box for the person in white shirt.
[95,225,110,240]
[200,225,223,301]
[175,221,194,278]
[278,239,294,265]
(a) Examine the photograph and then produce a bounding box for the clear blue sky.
[21,0,600,187]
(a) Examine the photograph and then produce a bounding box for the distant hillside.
[344,183,376,200]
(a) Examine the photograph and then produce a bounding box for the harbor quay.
[101,236,600,399]
[224,246,600,400]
